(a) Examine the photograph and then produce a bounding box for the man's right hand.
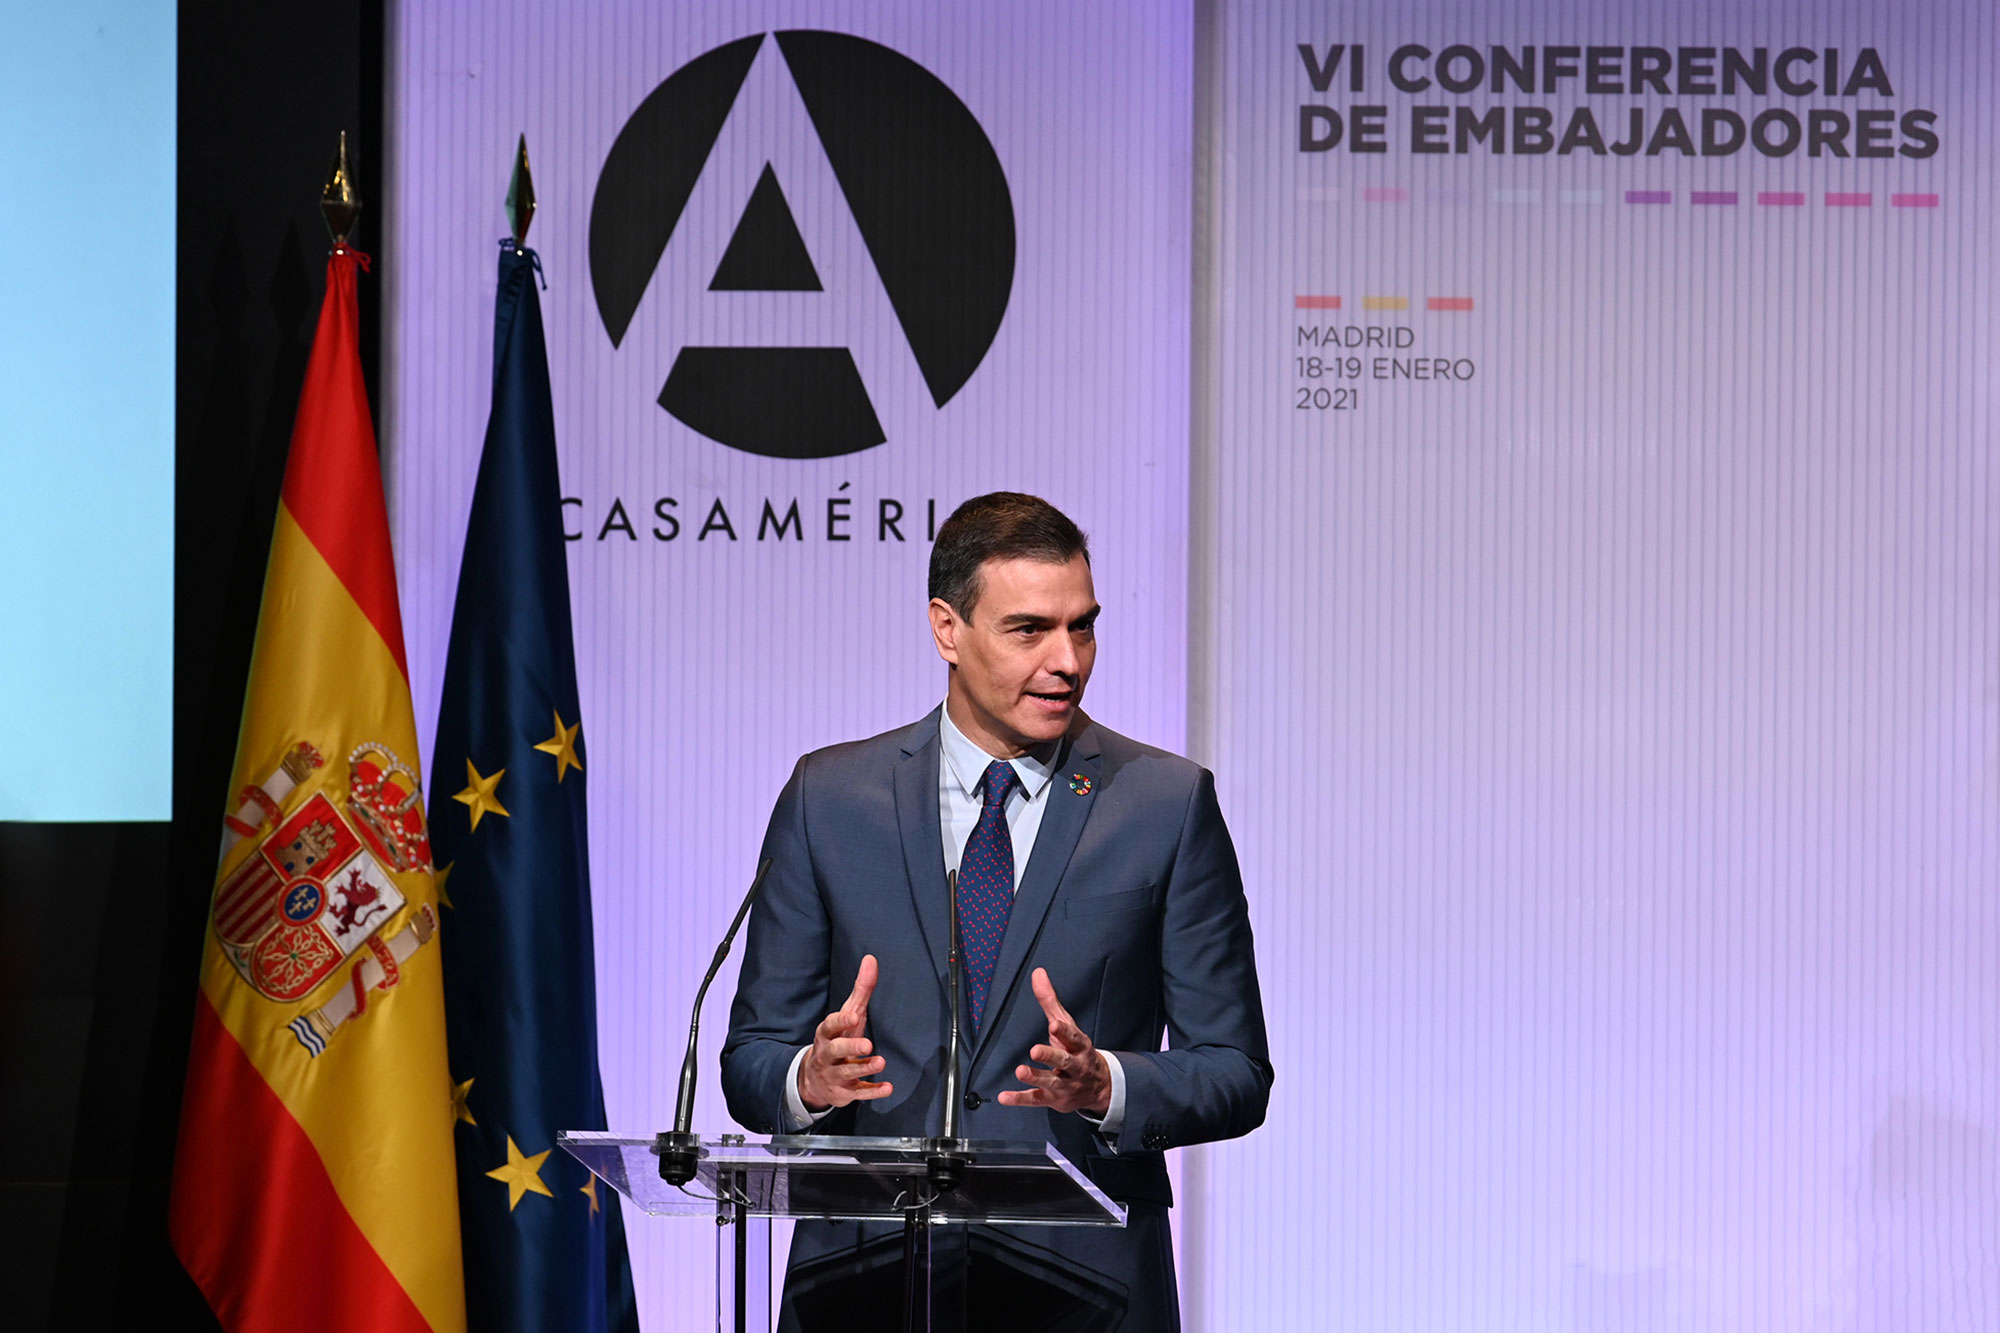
[797,954,893,1111]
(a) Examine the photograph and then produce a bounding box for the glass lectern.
[560,1132,1128,1333]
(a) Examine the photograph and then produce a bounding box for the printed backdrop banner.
[385,1,1192,1321]
[1197,0,1995,1329]
[390,0,1999,1327]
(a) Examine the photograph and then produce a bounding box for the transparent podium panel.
[557,1132,1128,1227]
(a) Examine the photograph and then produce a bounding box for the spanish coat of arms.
[213,740,438,1056]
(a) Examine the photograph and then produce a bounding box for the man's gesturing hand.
[997,968,1112,1116]
[797,954,893,1112]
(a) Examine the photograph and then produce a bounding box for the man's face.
[930,554,1099,758]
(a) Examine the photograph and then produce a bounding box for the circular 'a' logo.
[590,31,1016,459]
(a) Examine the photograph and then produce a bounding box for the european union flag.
[429,240,639,1332]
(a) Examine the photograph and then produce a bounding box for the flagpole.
[170,132,466,1333]
[430,134,638,1333]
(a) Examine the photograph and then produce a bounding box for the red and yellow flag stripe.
[170,251,464,1332]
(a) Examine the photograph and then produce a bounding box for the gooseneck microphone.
[926,868,972,1192]
[657,856,774,1186]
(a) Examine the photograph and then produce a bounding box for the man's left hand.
[997,967,1111,1115]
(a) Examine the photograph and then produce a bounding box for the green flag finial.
[506,135,536,250]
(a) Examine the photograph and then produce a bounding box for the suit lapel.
[895,711,950,990]
[973,720,1104,1060]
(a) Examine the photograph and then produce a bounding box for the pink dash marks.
[1892,193,1940,208]
[1757,191,1806,206]
[1625,190,1672,204]
[1362,187,1409,203]
[1826,193,1873,207]
[1427,297,1474,312]
[1691,191,1738,206]
[1295,295,1342,310]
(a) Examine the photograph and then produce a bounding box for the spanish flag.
[169,247,465,1331]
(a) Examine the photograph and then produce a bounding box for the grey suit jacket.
[721,709,1271,1326]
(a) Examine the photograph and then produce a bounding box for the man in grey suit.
[723,493,1271,1331]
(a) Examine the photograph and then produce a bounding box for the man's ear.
[928,598,962,666]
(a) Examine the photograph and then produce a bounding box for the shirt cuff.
[1078,1050,1127,1146]
[782,1045,834,1131]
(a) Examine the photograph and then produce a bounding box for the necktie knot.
[981,760,1017,810]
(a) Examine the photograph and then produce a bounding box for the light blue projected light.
[0,2,175,820]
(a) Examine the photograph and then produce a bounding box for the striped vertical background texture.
[384,1,1191,1321]
[1194,0,1995,1329]
[388,0,1998,1327]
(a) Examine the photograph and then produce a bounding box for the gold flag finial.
[322,131,362,246]
[506,134,536,250]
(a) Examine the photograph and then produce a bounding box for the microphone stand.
[924,868,973,1192]
[910,869,973,1333]
[656,857,774,1186]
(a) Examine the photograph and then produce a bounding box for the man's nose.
[1043,634,1080,679]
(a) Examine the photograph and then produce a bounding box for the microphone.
[657,856,774,1186]
[926,868,972,1193]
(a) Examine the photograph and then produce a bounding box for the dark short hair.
[928,492,1089,619]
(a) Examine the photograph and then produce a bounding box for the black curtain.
[0,3,381,1326]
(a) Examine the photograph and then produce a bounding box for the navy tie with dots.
[959,759,1019,1039]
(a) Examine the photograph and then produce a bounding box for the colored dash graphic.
[1295,295,1343,310]
[1363,187,1409,203]
[1827,192,1872,207]
[1625,190,1672,205]
[1691,191,1738,206]
[1363,296,1410,312]
[1758,191,1805,206]
[1892,193,1939,208]
[1427,298,1474,312]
